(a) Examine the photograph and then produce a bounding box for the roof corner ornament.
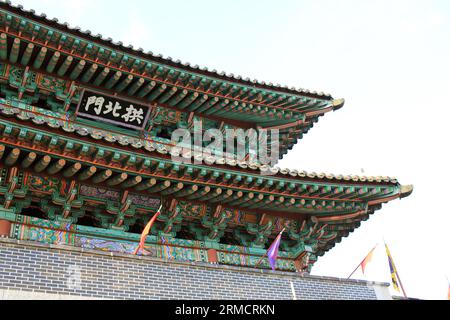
[399,185,414,199]
[332,98,345,110]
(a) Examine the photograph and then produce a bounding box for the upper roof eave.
[0,0,334,101]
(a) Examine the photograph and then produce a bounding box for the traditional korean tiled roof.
[0,101,404,186]
[0,0,347,162]
[0,1,412,192]
[0,0,333,100]
[0,0,413,264]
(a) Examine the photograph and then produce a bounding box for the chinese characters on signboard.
[76,89,151,130]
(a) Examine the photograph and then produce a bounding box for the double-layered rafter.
[0,3,345,161]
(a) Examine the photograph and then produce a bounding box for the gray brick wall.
[0,239,389,300]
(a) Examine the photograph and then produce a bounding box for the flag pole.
[396,267,408,299]
[347,252,369,279]
[255,252,268,267]
[347,262,363,279]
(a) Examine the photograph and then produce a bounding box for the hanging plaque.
[76,89,151,130]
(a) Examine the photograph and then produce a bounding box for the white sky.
[12,0,450,299]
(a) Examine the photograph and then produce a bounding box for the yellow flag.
[385,244,400,292]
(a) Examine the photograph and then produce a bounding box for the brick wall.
[0,239,391,300]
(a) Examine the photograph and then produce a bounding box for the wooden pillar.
[294,253,309,273]
[294,258,303,273]
[207,249,218,264]
[0,220,11,238]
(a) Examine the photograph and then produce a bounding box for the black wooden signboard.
[76,89,151,130]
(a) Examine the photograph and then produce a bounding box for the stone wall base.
[0,239,392,300]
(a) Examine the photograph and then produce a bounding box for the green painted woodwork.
[0,62,301,161]
[0,102,400,211]
[0,8,338,135]
[0,206,17,221]
[2,62,304,161]
[8,213,297,271]
[0,3,412,271]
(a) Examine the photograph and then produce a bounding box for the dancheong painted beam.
[0,1,412,273]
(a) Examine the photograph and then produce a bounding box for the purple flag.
[267,230,284,271]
